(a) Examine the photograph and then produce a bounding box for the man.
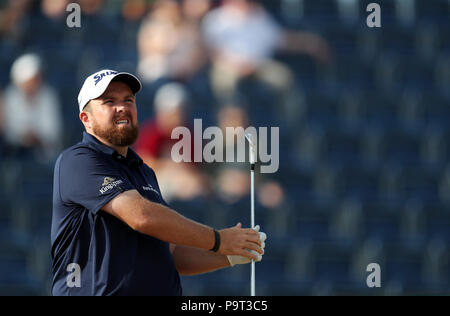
[2,53,62,161]
[51,69,266,296]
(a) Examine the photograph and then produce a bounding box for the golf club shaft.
[250,166,255,296]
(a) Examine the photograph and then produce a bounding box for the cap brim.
[111,73,142,95]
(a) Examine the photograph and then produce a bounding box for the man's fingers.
[245,233,262,247]
[244,228,261,239]
[259,232,267,243]
[244,227,259,234]
[245,229,265,247]
[250,250,263,262]
[236,248,260,261]
[249,250,263,261]
[244,242,263,255]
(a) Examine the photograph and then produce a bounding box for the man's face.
[85,81,139,147]
[19,74,42,96]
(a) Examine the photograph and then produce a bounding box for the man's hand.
[227,225,267,266]
[217,223,263,261]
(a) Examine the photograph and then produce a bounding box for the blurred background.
[0,0,449,296]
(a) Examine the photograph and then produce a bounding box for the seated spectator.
[78,0,105,16]
[121,0,149,22]
[1,53,63,162]
[137,0,207,84]
[0,89,5,156]
[181,0,211,24]
[134,82,210,202]
[202,0,332,123]
[0,0,32,37]
[212,101,286,209]
[41,0,70,21]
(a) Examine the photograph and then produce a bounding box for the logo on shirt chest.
[100,177,123,194]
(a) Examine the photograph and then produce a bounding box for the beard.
[92,115,139,147]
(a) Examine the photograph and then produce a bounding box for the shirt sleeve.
[143,164,170,208]
[57,147,135,215]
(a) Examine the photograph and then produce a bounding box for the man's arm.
[170,244,230,276]
[279,31,333,65]
[102,189,262,260]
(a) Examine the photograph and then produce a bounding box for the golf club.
[245,133,256,296]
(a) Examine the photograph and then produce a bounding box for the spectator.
[0,88,5,156]
[0,0,32,38]
[1,53,63,162]
[137,0,207,84]
[212,103,250,204]
[78,0,105,16]
[212,101,286,209]
[134,82,210,202]
[34,0,71,50]
[115,0,150,72]
[181,0,212,24]
[202,0,331,123]
[41,0,70,20]
[121,0,149,22]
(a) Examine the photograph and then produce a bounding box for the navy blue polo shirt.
[51,132,182,296]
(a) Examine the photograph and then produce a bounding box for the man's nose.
[115,102,127,112]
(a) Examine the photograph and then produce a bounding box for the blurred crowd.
[4,0,448,295]
[0,0,331,211]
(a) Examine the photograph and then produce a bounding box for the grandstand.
[0,0,449,295]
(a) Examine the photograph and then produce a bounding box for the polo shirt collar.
[125,148,144,167]
[82,132,115,155]
[82,132,143,167]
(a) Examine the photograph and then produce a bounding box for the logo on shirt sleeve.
[100,177,123,194]
[102,177,115,186]
[142,184,160,196]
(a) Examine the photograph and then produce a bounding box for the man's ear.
[79,111,91,129]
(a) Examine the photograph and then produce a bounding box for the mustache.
[113,113,133,121]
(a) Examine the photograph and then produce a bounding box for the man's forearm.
[172,245,230,276]
[137,198,215,251]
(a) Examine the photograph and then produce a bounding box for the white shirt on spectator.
[3,84,62,159]
[202,4,282,67]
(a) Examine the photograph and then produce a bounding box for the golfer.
[50,69,266,296]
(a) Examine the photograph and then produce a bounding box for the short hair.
[83,102,92,113]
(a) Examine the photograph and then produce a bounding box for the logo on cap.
[94,71,118,86]
[78,69,142,113]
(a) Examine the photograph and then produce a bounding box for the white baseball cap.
[77,69,142,112]
[154,82,188,113]
[11,53,42,85]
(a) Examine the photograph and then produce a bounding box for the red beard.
[92,116,140,147]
